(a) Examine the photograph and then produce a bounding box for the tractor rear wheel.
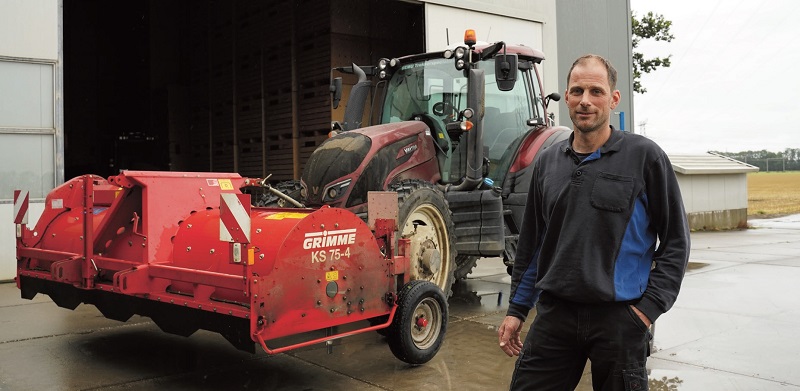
[392,180,457,297]
[252,180,303,208]
[387,280,447,365]
[454,255,479,280]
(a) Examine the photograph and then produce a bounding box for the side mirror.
[331,77,343,109]
[544,92,560,108]
[495,54,517,91]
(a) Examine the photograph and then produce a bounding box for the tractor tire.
[454,255,479,280]
[252,180,303,208]
[391,180,457,297]
[387,280,448,365]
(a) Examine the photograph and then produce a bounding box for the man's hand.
[630,305,652,328]
[498,316,524,357]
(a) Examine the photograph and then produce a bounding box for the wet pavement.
[1,214,799,390]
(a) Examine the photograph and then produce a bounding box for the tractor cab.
[329,29,557,190]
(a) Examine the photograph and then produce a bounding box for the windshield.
[381,58,467,124]
[379,55,544,184]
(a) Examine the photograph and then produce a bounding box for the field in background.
[748,171,800,218]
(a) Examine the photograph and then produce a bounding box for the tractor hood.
[301,121,436,207]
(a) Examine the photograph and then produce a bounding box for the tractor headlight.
[378,58,398,80]
[323,179,351,202]
[454,47,468,70]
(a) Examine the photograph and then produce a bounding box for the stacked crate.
[294,0,333,177]
[188,3,211,171]
[260,1,296,180]
[235,0,268,177]
[206,0,235,172]
[185,0,332,179]
[184,0,423,179]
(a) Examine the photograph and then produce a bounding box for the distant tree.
[631,11,675,94]
[712,149,800,171]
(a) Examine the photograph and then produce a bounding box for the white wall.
[0,0,61,281]
[0,204,45,281]
[0,0,58,59]
[422,0,560,121]
[676,173,749,213]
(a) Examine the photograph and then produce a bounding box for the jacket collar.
[560,126,624,155]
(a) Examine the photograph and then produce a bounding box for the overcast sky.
[629,0,800,154]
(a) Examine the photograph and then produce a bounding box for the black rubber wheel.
[252,180,303,207]
[391,180,457,297]
[387,280,448,365]
[454,255,479,280]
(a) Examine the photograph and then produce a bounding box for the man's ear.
[610,89,621,109]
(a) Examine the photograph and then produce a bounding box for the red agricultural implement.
[13,171,447,364]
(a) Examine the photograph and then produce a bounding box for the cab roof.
[397,42,546,64]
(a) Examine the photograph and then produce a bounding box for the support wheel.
[387,280,448,365]
[392,180,457,297]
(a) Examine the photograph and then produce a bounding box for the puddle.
[686,261,709,271]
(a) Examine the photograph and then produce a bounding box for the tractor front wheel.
[392,180,457,297]
[387,280,448,365]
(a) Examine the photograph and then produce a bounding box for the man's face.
[565,59,620,135]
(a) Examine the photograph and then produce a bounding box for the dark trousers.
[509,293,651,391]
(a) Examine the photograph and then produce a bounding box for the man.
[497,54,690,391]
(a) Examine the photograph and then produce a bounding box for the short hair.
[566,54,618,90]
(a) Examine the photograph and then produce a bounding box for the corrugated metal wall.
[555,0,634,132]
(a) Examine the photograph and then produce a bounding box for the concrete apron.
[0,214,798,390]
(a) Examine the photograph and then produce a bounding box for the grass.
[748,171,800,218]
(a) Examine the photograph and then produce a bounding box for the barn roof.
[669,152,760,175]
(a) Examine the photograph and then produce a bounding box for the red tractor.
[13,31,570,367]
[266,30,571,296]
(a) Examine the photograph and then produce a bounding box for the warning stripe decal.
[13,190,29,224]
[219,193,251,243]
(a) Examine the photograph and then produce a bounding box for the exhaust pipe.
[446,68,485,192]
[342,63,370,131]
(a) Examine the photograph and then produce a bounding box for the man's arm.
[506,159,546,321]
[636,152,691,323]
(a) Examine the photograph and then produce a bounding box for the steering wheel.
[432,101,457,118]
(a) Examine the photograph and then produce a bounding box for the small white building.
[670,153,759,231]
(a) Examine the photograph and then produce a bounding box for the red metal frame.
[16,171,407,355]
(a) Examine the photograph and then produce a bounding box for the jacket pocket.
[590,172,634,212]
